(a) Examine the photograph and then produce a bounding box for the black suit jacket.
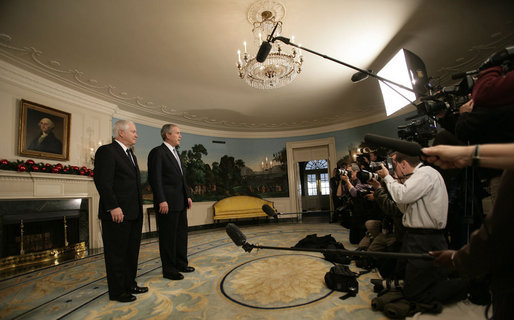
[148,143,191,211]
[93,141,143,220]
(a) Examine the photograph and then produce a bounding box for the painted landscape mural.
[116,121,290,204]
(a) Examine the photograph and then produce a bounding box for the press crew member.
[376,152,467,304]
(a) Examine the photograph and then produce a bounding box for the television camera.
[396,46,513,144]
[397,118,438,147]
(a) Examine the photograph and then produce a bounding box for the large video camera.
[416,46,513,120]
[417,77,473,119]
[395,75,472,143]
[397,118,438,146]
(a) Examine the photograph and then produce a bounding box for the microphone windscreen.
[351,70,371,83]
[364,134,423,156]
[256,41,272,63]
[226,223,246,246]
[262,204,277,217]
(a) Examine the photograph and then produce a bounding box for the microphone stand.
[241,241,433,260]
[272,36,421,95]
[228,223,432,260]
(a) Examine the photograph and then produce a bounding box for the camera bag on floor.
[371,288,442,319]
[324,265,359,299]
[293,234,351,264]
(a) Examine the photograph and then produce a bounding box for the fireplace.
[0,170,102,249]
[0,170,102,277]
[0,199,88,258]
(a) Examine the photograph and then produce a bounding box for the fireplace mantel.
[0,170,102,249]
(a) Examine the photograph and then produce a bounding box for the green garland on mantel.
[0,159,93,177]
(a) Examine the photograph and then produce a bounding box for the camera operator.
[342,163,383,247]
[423,143,514,319]
[369,150,381,162]
[356,153,371,171]
[365,177,405,279]
[454,47,514,145]
[375,152,467,305]
[368,177,404,252]
[472,65,514,109]
[330,166,351,224]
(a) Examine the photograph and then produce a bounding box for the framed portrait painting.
[18,99,71,161]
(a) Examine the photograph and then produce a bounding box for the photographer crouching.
[375,152,467,304]
[341,163,383,247]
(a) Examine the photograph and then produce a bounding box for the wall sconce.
[88,141,103,165]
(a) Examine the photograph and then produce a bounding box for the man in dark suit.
[93,120,148,302]
[148,123,194,280]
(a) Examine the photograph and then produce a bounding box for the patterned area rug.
[221,254,334,309]
[0,221,485,319]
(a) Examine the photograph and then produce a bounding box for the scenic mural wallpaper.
[115,120,290,204]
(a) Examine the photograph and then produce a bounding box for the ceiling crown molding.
[0,58,117,115]
[0,32,365,133]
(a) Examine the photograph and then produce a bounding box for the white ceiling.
[1,0,513,136]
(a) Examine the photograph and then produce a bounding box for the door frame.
[286,137,337,219]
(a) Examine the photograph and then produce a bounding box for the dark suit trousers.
[156,208,188,275]
[401,231,467,304]
[101,217,143,298]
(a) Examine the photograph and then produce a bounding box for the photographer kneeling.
[365,177,405,278]
[375,152,467,304]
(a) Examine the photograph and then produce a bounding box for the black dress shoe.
[179,266,195,273]
[164,272,184,280]
[111,293,136,303]
[129,285,148,294]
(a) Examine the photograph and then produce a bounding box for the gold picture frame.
[18,99,71,161]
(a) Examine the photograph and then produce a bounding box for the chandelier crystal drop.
[236,1,303,90]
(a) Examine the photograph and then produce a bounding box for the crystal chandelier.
[237,0,303,89]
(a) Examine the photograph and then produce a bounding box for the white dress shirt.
[383,163,448,229]
[163,141,182,172]
[115,140,131,154]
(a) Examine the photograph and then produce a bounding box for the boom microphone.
[478,46,514,71]
[351,70,372,83]
[226,223,247,246]
[225,223,433,260]
[451,46,514,79]
[273,36,290,44]
[364,134,423,157]
[262,204,277,217]
[256,22,280,63]
[256,42,272,63]
[262,204,279,222]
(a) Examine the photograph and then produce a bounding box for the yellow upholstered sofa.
[213,195,275,222]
